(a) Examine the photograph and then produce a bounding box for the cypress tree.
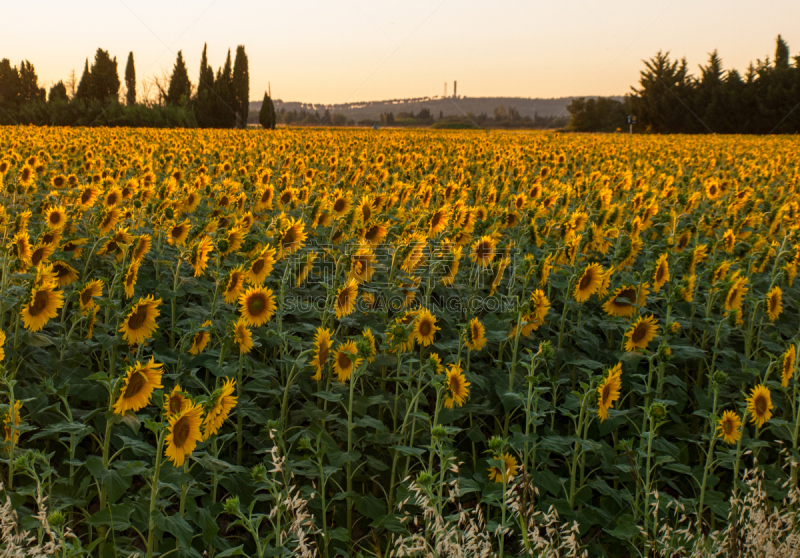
[214,49,235,127]
[0,59,21,106]
[259,90,276,129]
[232,45,249,128]
[90,48,120,102]
[195,43,216,128]
[18,61,44,103]
[125,52,136,105]
[775,35,790,69]
[75,59,91,100]
[166,50,192,106]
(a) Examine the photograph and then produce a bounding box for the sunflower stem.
[237,350,244,466]
[697,382,719,530]
[146,428,166,558]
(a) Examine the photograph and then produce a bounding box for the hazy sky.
[5,1,799,104]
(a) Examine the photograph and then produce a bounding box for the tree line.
[0,45,278,129]
[567,35,800,134]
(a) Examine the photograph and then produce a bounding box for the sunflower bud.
[224,496,240,515]
[133,199,142,209]
[251,463,268,483]
[713,370,729,385]
[48,511,65,528]
[539,341,555,362]
[417,472,433,487]
[657,344,672,361]
[488,435,506,453]
[164,207,174,220]
[217,238,230,254]
[431,425,448,441]
[648,402,668,422]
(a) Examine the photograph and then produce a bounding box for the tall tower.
[453,80,457,98]
[444,82,447,97]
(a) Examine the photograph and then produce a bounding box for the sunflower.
[487,452,519,483]
[99,207,121,234]
[279,217,307,256]
[233,319,253,353]
[21,283,64,332]
[51,260,79,288]
[310,327,334,380]
[78,186,99,208]
[188,321,213,356]
[296,252,317,287]
[0,330,5,362]
[123,260,140,299]
[597,363,622,422]
[781,345,796,388]
[189,238,214,277]
[164,385,191,417]
[574,263,604,302]
[131,234,152,262]
[30,242,56,267]
[624,315,659,352]
[119,296,162,345]
[112,358,164,415]
[79,279,104,315]
[11,233,32,266]
[331,190,352,217]
[444,363,470,409]
[723,276,748,313]
[336,278,358,319]
[333,341,362,382]
[429,207,450,235]
[746,384,773,428]
[44,206,67,230]
[239,286,276,327]
[412,308,439,347]
[362,222,389,246]
[165,403,203,467]
[652,253,670,293]
[716,410,742,444]
[470,236,497,268]
[603,284,648,318]
[168,221,191,246]
[766,286,783,322]
[466,317,487,352]
[362,328,377,363]
[722,229,736,253]
[349,247,376,284]
[246,245,277,284]
[2,401,22,443]
[202,378,237,440]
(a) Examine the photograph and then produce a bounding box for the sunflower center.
[49,213,61,224]
[251,259,265,275]
[281,192,292,204]
[615,288,635,307]
[338,351,352,370]
[127,305,149,330]
[31,248,46,266]
[362,206,371,222]
[29,290,51,316]
[755,395,767,415]
[476,242,490,259]
[247,294,267,316]
[602,384,612,403]
[107,193,118,205]
[656,265,666,282]
[282,228,297,247]
[418,319,432,337]
[723,419,733,435]
[169,396,183,415]
[334,198,346,212]
[123,371,146,399]
[81,288,93,306]
[472,324,480,340]
[338,289,351,309]
[631,324,648,344]
[579,271,594,290]
[450,375,461,393]
[227,275,242,293]
[173,416,191,447]
[318,342,329,363]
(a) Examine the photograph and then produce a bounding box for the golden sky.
[5,0,799,104]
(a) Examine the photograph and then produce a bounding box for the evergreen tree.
[195,43,216,128]
[775,35,790,69]
[18,61,45,103]
[232,45,250,128]
[90,48,120,102]
[214,49,236,127]
[0,59,21,106]
[166,50,192,106]
[75,59,91,100]
[125,52,136,105]
[259,90,276,129]
[49,81,68,102]
[630,51,695,133]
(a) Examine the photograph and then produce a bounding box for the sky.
[4,1,800,105]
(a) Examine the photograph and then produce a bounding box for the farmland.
[0,127,799,557]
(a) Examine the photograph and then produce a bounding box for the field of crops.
[0,127,799,557]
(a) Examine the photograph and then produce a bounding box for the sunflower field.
[0,127,799,557]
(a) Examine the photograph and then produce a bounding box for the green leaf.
[216,547,246,557]
[87,504,133,530]
[154,512,194,549]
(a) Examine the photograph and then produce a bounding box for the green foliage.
[232,45,249,129]
[258,91,276,129]
[166,51,192,107]
[566,97,629,132]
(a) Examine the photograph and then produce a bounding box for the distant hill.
[248,95,624,124]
